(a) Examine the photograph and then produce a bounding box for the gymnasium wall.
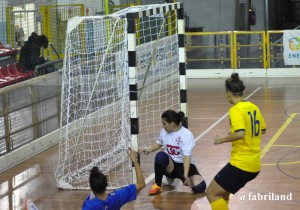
[184,0,265,31]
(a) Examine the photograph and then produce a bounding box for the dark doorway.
[269,0,300,30]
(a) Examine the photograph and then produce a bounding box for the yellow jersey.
[229,101,266,172]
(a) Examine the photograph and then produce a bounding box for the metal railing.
[0,72,61,156]
[34,58,63,77]
[185,30,300,69]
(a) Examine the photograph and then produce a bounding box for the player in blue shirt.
[82,148,145,210]
[25,148,145,210]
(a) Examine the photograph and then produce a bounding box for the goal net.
[55,2,186,190]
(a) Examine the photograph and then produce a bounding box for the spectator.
[15,25,25,47]
[19,32,49,72]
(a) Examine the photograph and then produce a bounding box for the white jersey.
[156,126,196,164]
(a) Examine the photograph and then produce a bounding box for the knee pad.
[192,180,207,193]
[155,151,169,167]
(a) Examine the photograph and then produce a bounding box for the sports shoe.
[148,184,162,195]
[24,199,39,210]
[162,175,175,186]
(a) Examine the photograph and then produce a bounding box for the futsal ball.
[162,175,175,185]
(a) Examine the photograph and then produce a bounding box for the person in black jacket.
[19,32,48,72]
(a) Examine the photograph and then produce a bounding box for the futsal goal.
[55,2,187,190]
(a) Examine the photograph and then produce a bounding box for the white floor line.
[144,87,261,185]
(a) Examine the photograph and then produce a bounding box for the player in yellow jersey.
[206,73,266,210]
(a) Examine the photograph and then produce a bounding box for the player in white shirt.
[142,110,206,195]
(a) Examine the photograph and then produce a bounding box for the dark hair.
[89,167,107,194]
[27,32,48,48]
[225,73,245,96]
[38,35,49,48]
[161,110,185,125]
[28,32,39,42]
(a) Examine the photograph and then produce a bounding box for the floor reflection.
[151,191,205,210]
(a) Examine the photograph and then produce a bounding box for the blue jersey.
[82,184,137,210]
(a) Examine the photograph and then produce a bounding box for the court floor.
[0,77,299,210]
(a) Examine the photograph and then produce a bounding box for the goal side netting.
[55,3,185,190]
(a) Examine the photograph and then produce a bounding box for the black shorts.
[165,159,201,182]
[214,163,259,194]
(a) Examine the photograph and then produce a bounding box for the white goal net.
[56,3,185,190]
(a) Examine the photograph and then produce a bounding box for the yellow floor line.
[273,144,300,148]
[262,160,300,166]
[260,113,298,160]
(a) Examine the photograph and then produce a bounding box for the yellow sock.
[210,197,229,210]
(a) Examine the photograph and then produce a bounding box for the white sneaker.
[162,175,175,186]
[24,199,39,210]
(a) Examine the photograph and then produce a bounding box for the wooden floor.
[1,77,300,210]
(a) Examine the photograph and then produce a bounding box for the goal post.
[125,3,187,150]
[55,2,187,190]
